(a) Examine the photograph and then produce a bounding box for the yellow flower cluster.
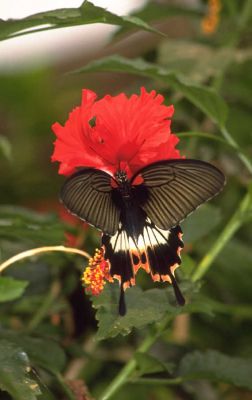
[82,248,113,296]
[201,0,221,35]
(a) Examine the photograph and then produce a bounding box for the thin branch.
[98,315,173,400]
[55,372,76,400]
[26,280,62,332]
[0,245,90,273]
[192,191,251,282]
[220,126,252,174]
[129,377,183,385]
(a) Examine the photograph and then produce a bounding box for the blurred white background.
[0,0,147,71]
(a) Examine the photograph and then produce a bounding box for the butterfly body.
[112,172,147,243]
[60,159,225,315]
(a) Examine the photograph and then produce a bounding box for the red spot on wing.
[110,178,118,188]
[132,174,144,186]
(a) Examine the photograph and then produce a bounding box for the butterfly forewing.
[60,168,120,235]
[131,159,225,230]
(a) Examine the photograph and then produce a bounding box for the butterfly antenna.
[169,273,185,306]
[119,285,127,316]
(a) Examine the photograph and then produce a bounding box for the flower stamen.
[82,247,113,296]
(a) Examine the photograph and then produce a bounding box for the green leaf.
[178,350,252,390]
[92,283,214,340]
[115,3,201,37]
[0,277,28,302]
[181,204,222,242]
[135,352,175,376]
[0,136,12,161]
[0,339,41,400]
[172,77,228,128]
[0,0,160,42]
[0,332,66,374]
[72,55,228,127]
[20,337,66,374]
[92,281,252,339]
[92,285,175,340]
[0,205,66,245]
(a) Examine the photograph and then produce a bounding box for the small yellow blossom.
[82,248,113,296]
[201,0,222,35]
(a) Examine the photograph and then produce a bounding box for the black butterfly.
[60,159,225,315]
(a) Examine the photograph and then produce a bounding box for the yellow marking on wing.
[160,274,172,283]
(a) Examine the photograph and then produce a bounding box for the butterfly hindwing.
[139,222,183,281]
[131,159,225,230]
[138,220,185,305]
[60,168,120,235]
[102,215,185,315]
[102,224,137,290]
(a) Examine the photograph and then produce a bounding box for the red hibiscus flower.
[51,87,181,177]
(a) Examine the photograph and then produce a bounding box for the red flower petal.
[52,87,182,177]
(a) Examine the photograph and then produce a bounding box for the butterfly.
[60,159,225,315]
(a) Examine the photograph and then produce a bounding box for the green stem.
[192,191,251,282]
[238,0,252,31]
[212,0,252,174]
[220,0,251,50]
[26,281,61,332]
[220,126,252,174]
[55,372,75,400]
[129,377,183,386]
[208,299,252,319]
[98,316,172,400]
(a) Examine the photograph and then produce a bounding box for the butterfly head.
[115,170,128,185]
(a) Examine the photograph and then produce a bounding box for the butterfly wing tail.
[169,272,185,306]
[119,285,127,316]
[102,229,138,316]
